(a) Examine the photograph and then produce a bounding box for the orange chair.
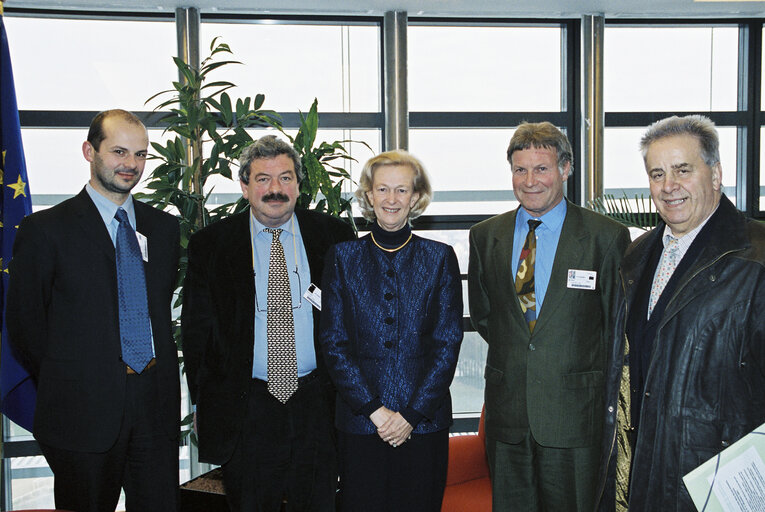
[441,407,492,512]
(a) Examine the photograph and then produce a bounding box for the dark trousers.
[337,429,449,512]
[487,430,599,512]
[222,372,337,512]
[39,367,179,512]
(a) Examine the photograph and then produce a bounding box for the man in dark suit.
[596,115,765,511]
[182,135,355,512]
[6,109,181,512]
[468,122,631,511]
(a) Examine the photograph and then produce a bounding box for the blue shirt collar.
[249,210,298,239]
[516,197,567,232]
[85,182,136,227]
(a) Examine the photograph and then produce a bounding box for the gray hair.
[355,150,433,222]
[507,121,573,175]
[640,115,720,167]
[239,135,303,184]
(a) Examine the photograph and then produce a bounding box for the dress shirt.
[511,199,567,311]
[249,212,315,380]
[85,182,155,356]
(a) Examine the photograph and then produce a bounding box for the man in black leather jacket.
[596,115,765,511]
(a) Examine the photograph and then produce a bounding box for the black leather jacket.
[596,195,765,511]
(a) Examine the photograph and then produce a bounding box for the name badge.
[304,283,322,310]
[567,269,596,290]
[136,232,149,262]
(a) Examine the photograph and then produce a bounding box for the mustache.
[262,192,290,203]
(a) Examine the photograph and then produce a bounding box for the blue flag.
[0,8,36,433]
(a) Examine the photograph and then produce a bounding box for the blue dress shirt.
[249,212,315,379]
[85,183,155,356]
[511,199,567,311]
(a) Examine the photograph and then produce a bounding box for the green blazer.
[468,200,630,448]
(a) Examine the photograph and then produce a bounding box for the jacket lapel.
[490,209,528,332]
[224,211,256,320]
[534,202,588,334]
[71,188,116,262]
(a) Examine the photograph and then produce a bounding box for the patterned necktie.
[515,219,542,332]
[115,208,153,373]
[648,235,680,318]
[264,228,298,403]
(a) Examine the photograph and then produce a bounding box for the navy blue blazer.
[320,234,463,435]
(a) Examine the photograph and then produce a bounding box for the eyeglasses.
[253,268,303,312]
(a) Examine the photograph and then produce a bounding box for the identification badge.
[304,283,322,310]
[567,269,596,290]
[136,232,149,262]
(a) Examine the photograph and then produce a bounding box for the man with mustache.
[596,115,765,511]
[182,135,355,511]
[7,109,181,511]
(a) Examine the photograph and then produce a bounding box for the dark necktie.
[515,219,542,332]
[115,208,153,373]
[264,228,298,403]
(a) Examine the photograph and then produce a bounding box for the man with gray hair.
[596,115,765,511]
[182,135,355,511]
[469,122,630,511]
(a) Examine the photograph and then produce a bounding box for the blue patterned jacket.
[320,234,464,435]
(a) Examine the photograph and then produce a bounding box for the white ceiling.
[5,0,765,19]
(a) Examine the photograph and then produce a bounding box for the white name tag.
[567,269,597,290]
[304,283,322,310]
[136,231,149,262]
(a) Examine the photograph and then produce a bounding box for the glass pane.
[9,456,55,510]
[412,229,469,274]
[604,26,738,112]
[450,331,487,415]
[409,25,563,112]
[21,128,174,210]
[199,23,381,112]
[409,128,518,216]
[760,127,765,211]
[604,126,738,204]
[4,17,176,111]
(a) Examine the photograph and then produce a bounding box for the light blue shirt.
[511,199,567,311]
[85,183,155,356]
[249,212,315,380]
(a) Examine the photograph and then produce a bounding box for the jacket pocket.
[563,370,604,389]
[484,364,504,385]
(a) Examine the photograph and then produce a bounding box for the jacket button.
[528,343,535,351]
[240,392,247,399]
[384,341,393,349]
[384,292,394,300]
[608,406,615,413]
[709,275,716,282]
[644,391,651,397]
[385,317,394,325]
[386,269,395,278]
[721,440,730,447]
[741,361,748,367]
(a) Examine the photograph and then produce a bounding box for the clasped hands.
[370,406,413,448]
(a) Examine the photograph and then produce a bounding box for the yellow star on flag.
[8,174,27,199]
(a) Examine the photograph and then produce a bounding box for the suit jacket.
[181,208,355,465]
[468,200,630,448]
[320,234,464,435]
[6,188,181,452]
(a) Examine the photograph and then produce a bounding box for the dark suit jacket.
[181,208,355,465]
[320,234,463,435]
[468,200,630,448]
[6,188,181,452]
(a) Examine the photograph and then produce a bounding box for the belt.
[126,358,157,375]
[252,369,320,387]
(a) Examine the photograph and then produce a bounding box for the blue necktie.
[115,208,153,373]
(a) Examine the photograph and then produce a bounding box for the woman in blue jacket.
[320,150,464,512]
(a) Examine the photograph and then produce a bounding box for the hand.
[377,411,413,448]
[370,406,394,433]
